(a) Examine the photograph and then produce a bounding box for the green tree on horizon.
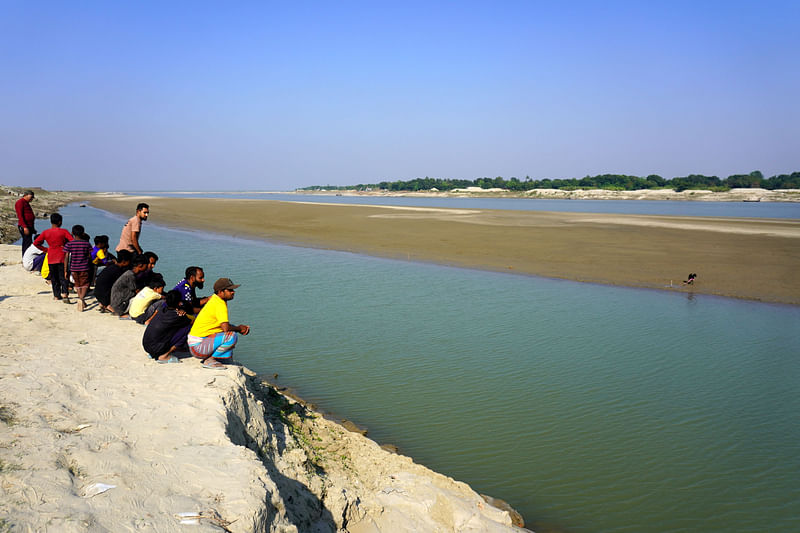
[299,170,800,193]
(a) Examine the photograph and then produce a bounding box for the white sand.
[0,245,523,532]
[296,187,800,202]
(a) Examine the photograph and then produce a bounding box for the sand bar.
[295,187,800,202]
[88,196,800,306]
[0,245,523,531]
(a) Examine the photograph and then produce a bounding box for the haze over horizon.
[2,1,798,192]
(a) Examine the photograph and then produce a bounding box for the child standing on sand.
[33,213,73,302]
[91,235,113,267]
[64,225,93,312]
[90,234,113,286]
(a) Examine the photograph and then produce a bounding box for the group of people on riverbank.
[15,196,250,369]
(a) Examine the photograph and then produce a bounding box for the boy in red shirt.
[33,213,74,302]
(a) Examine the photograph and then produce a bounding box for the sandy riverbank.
[89,196,800,306]
[0,245,524,532]
[0,186,87,245]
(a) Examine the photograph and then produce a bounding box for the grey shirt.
[110,270,137,315]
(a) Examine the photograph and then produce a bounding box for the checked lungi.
[187,331,238,360]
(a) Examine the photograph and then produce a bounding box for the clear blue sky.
[2,1,798,191]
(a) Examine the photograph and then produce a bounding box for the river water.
[129,191,800,218]
[55,202,799,532]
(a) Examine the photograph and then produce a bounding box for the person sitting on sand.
[93,250,132,312]
[108,254,149,316]
[144,251,158,270]
[683,273,697,285]
[129,274,166,324]
[22,243,45,273]
[173,266,210,314]
[135,251,160,290]
[63,225,93,312]
[90,234,113,286]
[187,278,250,369]
[33,213,73,302]
[142,290,193,363]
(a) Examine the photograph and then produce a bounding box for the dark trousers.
[19,226,35,257]
[145,324,191,358]
[32,253,46,272]
[49,263,68,299]
[134,300,164,324]
[171,325,191,351]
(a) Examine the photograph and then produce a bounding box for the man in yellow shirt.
[187,278,251,369]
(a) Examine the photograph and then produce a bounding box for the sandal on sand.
[202,360,226,370]
[157,356,180,364]
[77,300,85,312]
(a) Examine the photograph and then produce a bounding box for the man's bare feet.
[157,347,177,361]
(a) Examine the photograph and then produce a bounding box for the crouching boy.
[129,274,166,324]
[142,290,193,363]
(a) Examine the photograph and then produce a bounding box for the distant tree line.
[300,171,800,193]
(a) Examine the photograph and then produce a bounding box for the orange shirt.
[116,215,142,252]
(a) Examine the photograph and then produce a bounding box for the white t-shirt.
[22,244,43,271]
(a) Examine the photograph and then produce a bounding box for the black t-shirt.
[135,269,157,291]
[142,307,191,357]
[94,264,127,306]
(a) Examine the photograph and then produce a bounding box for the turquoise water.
[60,205,800,532]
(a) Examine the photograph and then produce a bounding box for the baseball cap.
[213,278,241,293]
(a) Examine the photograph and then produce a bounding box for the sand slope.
[0,245,522,532]
[0,186,83,245]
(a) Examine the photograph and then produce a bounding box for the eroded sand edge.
[0,245,523,532]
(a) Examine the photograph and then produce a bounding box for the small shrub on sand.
[0,405,16,425]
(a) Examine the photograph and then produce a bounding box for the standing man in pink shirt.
[115,203,149,254]
[15,190,36,257]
